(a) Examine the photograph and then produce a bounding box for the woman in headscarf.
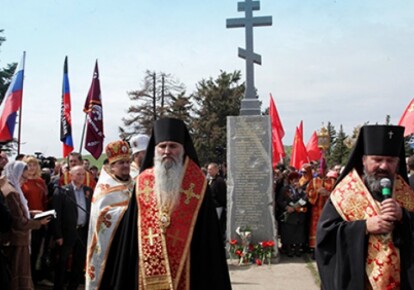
[1,161,51,290]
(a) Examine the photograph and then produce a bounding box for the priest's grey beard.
[363,169,393,201]
[154,150,184,211]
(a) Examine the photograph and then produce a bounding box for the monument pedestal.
[226,115,278,261]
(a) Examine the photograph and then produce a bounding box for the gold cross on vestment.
[144,228,159,246]
[181,183,200,205]
[388,131,394,139]
[142,180,152,202]
[169,229,184,247]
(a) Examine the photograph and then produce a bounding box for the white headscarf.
[3,161,30,218]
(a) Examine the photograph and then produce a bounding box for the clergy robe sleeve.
[190,186,232,290]
[315,199,367,290]
[393,208,414,289]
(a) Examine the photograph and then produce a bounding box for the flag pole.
[79,114,87,155]
[17,51,26,155]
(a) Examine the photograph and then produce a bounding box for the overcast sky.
[1,0,413,158]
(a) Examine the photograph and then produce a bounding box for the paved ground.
[35,254,319,290]
[229,254,319,290]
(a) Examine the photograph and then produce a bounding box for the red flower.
[229,239,238,246]
[235,250,243,257]
[255,258,262,266]
[267,240,275,247]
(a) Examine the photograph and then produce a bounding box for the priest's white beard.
[154,150,184,211]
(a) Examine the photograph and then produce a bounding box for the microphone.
[380,178,392,199]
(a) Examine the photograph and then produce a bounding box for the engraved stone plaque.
[226,115,277,251]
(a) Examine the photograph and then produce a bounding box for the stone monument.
[226,0,278,259]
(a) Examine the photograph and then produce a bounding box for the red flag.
[0,52,25,142]
[398,98,414,136]
[290,126,309,170]
[298,120,303,140]
[60,56,74,157]
[306,131,322,161]
[83,61,104,159]
[269,94,285,167]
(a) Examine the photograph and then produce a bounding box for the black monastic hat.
[335,125,407,184]
[140,118,200,172]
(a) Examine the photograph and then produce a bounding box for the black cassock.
[315,199,414,290]
[99,186,232,290]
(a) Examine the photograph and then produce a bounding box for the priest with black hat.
[315,125,414,290]
[96,118,231,290]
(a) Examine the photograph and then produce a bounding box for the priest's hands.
[366,215,394,235]
[365,199,403,235]
[380,198,403,222]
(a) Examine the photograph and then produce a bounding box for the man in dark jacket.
[51,165,92,290]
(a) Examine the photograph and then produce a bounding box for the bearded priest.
[316,125,414,290]
[95,118,231,290]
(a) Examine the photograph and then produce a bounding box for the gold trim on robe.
[85,167,133,289]
[330,169,414,290]
[137,157,207,290]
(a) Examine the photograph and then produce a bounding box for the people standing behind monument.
[1,161,51,290]
[406,155,414,190]
[305,158,336,258]
[98,117,231,290]
[129,134,150,179]
[298,163,314,253]
[51,165,93,290]
[207,162,227,239]
[21,155,49,284]
[316,125,414,289]
[86,140,134,289]
[59,152,96,190]
[277,171,308,257]
[299,163,313,190]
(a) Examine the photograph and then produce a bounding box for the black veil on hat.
[140,118,200,172]
[336,125,408,185]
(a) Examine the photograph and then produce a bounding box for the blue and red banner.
[0,52,25,142]
[83,60,104,159]
[60,56,74,157]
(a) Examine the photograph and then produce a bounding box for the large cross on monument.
[226,0,272,115]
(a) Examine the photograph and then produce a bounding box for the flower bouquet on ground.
[260,240,276,265]
[228,227,276,266]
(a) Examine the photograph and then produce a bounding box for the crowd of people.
[0,118,231,290]
[1,121,414,290]
[273,158,340,258]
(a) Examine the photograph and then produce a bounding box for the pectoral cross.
[181,183,200,205]
[388,131,394,139]
[144,228,159,246]
[142,180,152,202]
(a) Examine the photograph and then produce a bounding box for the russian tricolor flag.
[0,52,25,142]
